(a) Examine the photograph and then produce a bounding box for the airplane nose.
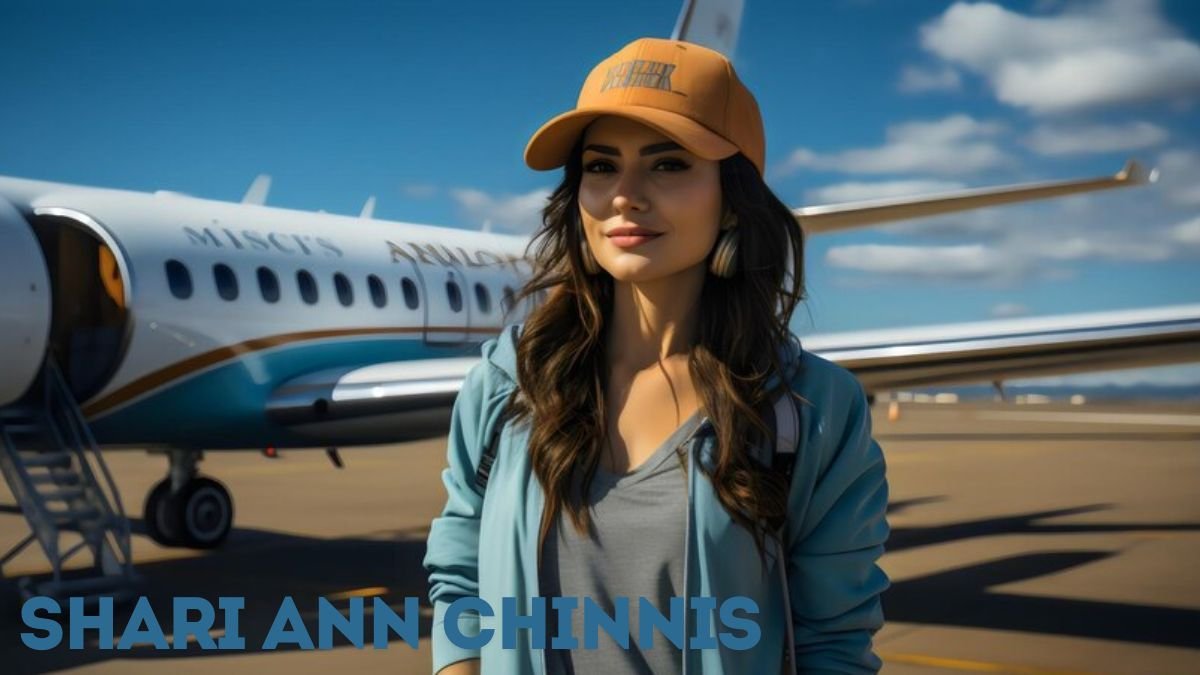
[0,195,52,405]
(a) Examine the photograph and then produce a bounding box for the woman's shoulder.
[459,322,524,399]
[785,342,869,439]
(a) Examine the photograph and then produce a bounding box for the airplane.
[1,0,1197,601]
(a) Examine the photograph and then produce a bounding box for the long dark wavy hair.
[506,133,807,560]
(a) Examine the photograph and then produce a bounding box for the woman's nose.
[612,168,650,213]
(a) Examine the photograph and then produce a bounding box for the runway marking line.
[326,586,389,601]
[880,651,1101,675]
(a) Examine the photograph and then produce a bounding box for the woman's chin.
[599,257,705,285]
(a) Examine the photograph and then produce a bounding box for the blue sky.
[2,0,1198,386]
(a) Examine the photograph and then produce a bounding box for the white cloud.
[805,179,966,204]
[825,196,1190,283]
[825,243,1018,281]
[449,187,550,234]
[1032,235,1172,262]
[990,302,1029,318]
[1169,215,1200,246]
[897,64,962,93]
[919,0,1200,113]
[1025,121,1168,156]
[1156,150,1200,206]
[780,114,1010,176]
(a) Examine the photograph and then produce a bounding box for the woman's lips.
[607,232,663,248]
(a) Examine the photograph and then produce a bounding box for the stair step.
[39,486,86,501]
[28,472,81,486]
[48,506,101,522]
[20,452,72,468]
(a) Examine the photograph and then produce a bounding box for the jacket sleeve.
[785,372,891,674]
[422,355,502,673]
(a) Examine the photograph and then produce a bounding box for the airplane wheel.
[144,479,183,547]
[177,477,233,549]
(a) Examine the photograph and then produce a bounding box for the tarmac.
[1,399,1198,674]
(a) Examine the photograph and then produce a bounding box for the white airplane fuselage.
[0,175,534,451]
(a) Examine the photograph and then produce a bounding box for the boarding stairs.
[0,357,138,603]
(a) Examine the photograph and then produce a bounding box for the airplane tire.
[177,477,234,549]
[144,479,184,547]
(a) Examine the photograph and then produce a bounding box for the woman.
[424,37,889,675]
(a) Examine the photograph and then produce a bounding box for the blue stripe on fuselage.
[88,336,480,449]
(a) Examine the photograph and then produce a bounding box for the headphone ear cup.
[709,227,739,278]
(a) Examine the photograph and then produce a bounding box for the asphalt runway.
[1,400,1198,674]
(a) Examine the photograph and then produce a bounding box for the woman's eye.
[584,160,615,173]
[582,158,691,173]
[655,158,691,171]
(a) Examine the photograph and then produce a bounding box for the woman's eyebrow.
[583,141,684,156]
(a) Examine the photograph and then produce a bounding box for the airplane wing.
[804,304,1200,393]
[263,304,1200,440]
[266,357,476,441]
[796,160,1158,234]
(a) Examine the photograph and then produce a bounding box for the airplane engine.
[0,196,51,405]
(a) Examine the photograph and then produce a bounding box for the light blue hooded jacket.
[423,324,890,674]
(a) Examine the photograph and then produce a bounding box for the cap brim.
[524,105,739,171]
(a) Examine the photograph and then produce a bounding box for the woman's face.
[577,116,723,283]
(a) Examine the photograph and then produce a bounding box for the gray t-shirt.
[540,410,705,675]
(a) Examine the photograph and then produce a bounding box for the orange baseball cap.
[524,37,766,175]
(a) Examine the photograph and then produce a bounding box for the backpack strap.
[771,389,801,483]
[473,405,509,493]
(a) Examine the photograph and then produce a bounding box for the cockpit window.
[166,259,192,299]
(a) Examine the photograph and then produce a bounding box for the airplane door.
[0,197,52,405]
[418,263,470,344]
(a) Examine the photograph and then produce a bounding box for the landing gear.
[143,450,233,549]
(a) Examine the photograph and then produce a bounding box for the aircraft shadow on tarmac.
[884,500,1200,650]
[2,502,1199,672]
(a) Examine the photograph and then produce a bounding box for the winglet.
[1116,159,1159,185]
[242,174,272,205]
[360,196,376,219]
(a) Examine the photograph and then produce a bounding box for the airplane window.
[214,263,238,301]
[297,270,319,304]
[474,283,491,314]
[334,272,354,307]
[367,274,386,308]
[258,266,280,303]
[401,277,419,310]
[165,259,192,299]
[501,286,515,313]
[446,280,462,313]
